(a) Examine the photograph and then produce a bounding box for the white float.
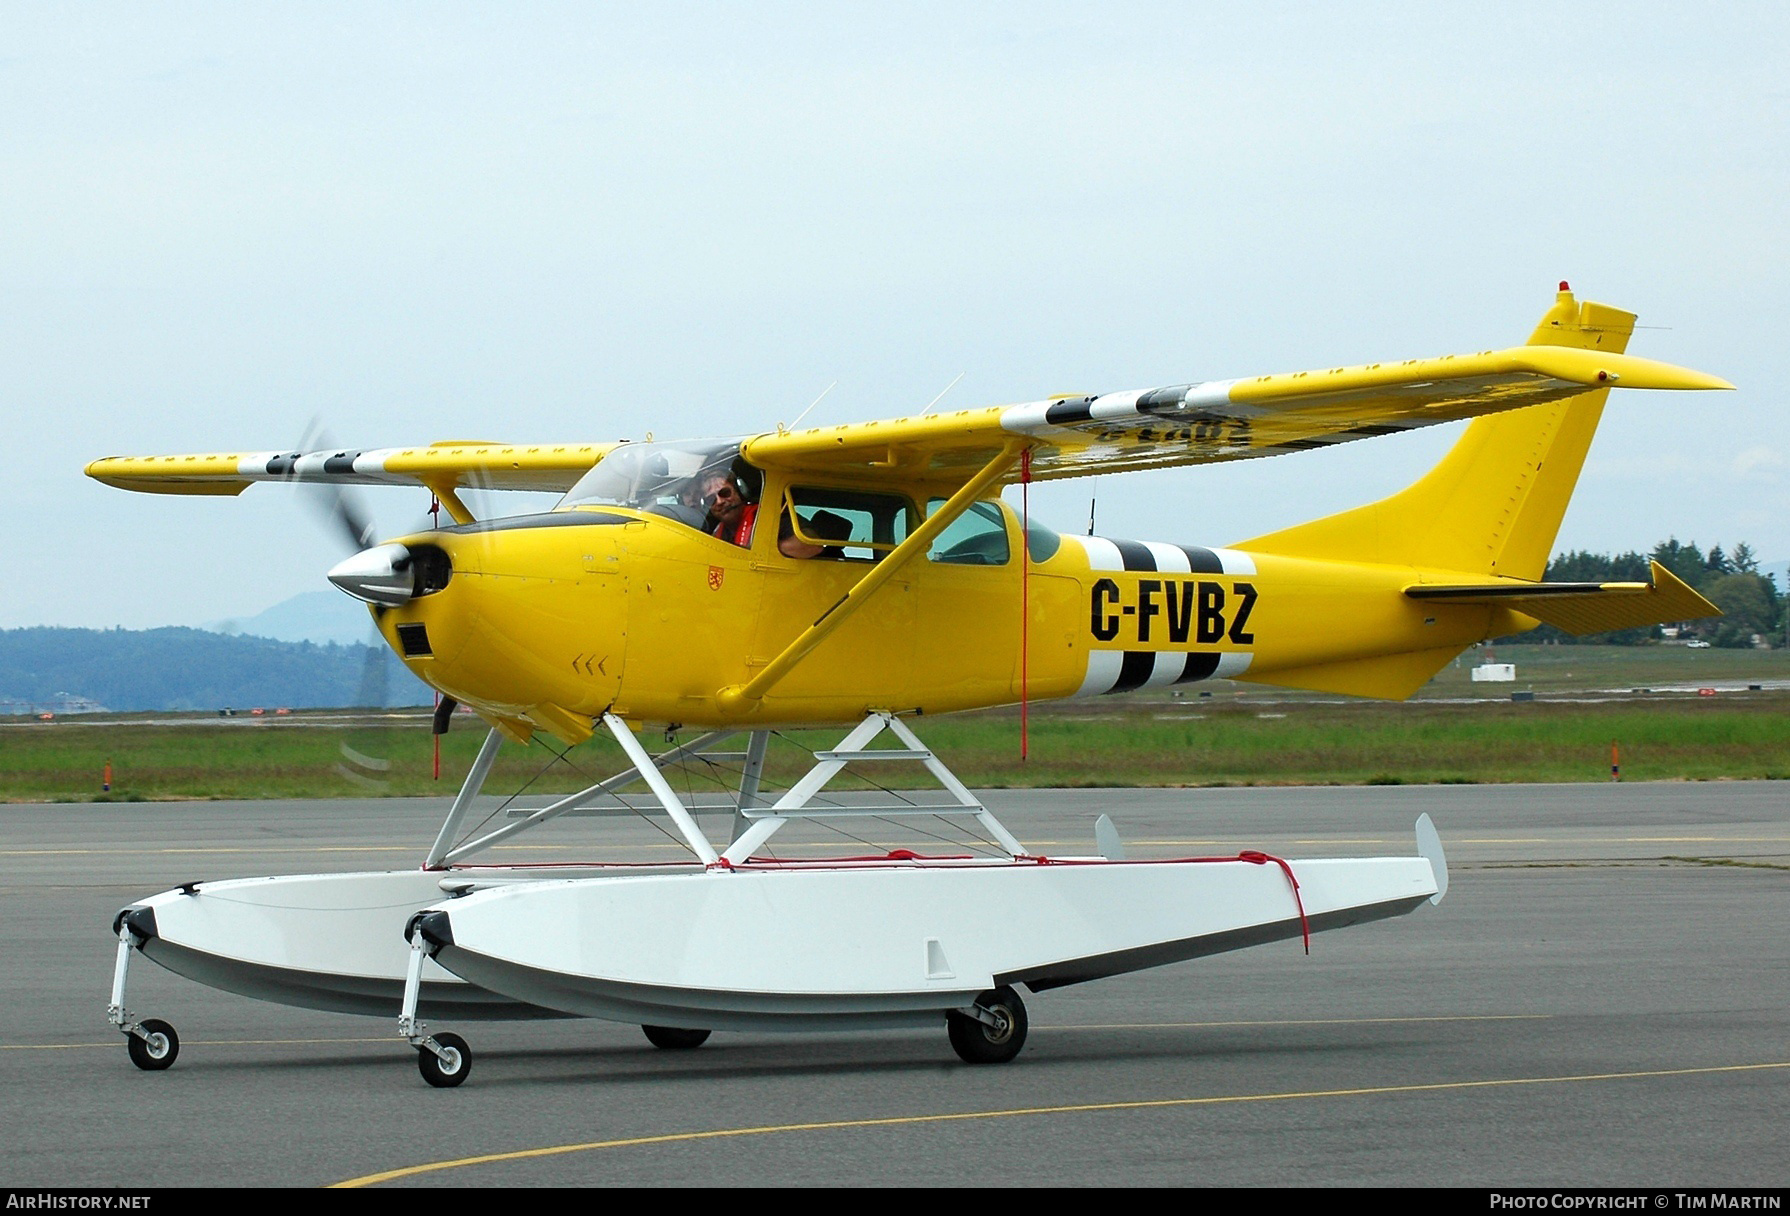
[414,850,1441,1032]
[108,714,1448,1086]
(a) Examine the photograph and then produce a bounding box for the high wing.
[88,304,1729,503]
[86,441,614,497]
[742,343,1729,488]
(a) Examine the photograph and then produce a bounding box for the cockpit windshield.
[557,439,747,531]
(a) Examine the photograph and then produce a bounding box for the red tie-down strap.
[1018,850,1311,955]
[1239,851,1309,954]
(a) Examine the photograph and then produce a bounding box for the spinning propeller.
[292,425,455,782]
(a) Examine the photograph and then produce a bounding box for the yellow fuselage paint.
[376,485,1503,737]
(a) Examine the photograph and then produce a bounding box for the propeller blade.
[328,485,379,552]
[295,421,381,554]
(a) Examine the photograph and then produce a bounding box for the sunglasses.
[707,486,740,505]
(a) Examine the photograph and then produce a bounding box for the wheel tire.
[642,1025,711,1050]
[947,986,1028,1064]
[418,1031,471,1088]
[126,1019,179,1071]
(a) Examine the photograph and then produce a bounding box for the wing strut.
[720,440,1027,711]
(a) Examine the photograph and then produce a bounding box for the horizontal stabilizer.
[1405,561,1719,635]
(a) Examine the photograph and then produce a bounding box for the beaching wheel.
[948,986,1028,1064]
[418,1031,471,1088]
[126,1019,179,1071]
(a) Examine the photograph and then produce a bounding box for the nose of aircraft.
[327,542,417,606]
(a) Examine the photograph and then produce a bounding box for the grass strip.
[4,692,1788,802]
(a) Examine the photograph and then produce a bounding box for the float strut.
[398,931,431,1045]
[423,727,504,869]
[106,924,137,1034]
[397,927,454,1063]
[106,922,164,1049]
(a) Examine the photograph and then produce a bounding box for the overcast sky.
[3,3,1785,629]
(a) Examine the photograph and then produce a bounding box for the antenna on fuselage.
[1087,482,1098,536]
[918,372,965,416]
[785,382,837,433]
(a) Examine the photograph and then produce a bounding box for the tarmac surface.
[3,782,1787,1188]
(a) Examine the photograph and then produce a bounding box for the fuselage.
[369,482,1519,738]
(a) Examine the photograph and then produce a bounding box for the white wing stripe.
[1180,379,1241,409]
[1088,389,1147,421]
[1000,379,1243,437]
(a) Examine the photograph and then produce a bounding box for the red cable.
[1020,446,1032,761]
[1022,850,1311,954]
[1240,851,1310,953]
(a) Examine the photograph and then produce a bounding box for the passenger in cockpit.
[645,476,709,529]
[791,509,852,559]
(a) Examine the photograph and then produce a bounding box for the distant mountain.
[206,590,374,646]
[0,627,428,713]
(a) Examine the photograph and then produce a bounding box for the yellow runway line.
[1043,1014,1548,1031]
[333,1059,1790,1188]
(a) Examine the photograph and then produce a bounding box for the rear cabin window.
[926,499,1010,565]
[785,487,914,561]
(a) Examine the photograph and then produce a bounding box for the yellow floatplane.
[90,285,1726,1085]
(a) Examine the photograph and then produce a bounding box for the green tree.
[1651,538,1707,588]
[1500,538,1777,647]
[1547,549,1648,583]
[1702,572,1778,648]
[1508,549,1658,644]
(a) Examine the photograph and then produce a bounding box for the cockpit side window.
[926,499,1011,565]
[784,487,914,561]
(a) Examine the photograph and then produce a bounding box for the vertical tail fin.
[1240,286,1634,579]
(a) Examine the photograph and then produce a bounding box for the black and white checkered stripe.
[1000,386,1432,452]
[999,382,1248,433]
[1072,536,1255,697]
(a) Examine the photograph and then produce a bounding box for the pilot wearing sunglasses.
[703,473,828,559]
